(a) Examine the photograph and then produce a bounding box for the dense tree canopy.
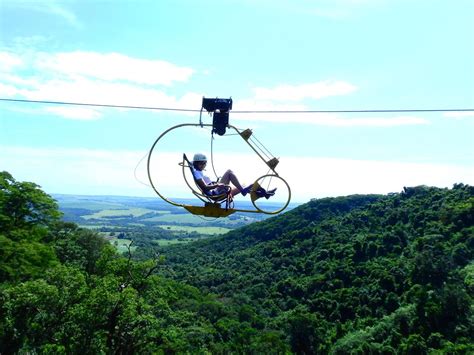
[158,184,474,353]
[0,171,61,282]
[0,172,288,353]
[1,171,472,353]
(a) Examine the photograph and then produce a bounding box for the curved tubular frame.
[147,123,291,215]
[250,174,291,214]
[179,158,229,204]
[178,160,209,204]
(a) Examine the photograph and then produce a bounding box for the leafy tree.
[0,172,61,282]
[159,184,474,352]
[50,222,109,274]
[0,235,58,282]
[0,171,61,236]
[1,172,473,353]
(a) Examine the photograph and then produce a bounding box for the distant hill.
[159,184,474,353]
[2,171,472,353]
[53,193,295,229]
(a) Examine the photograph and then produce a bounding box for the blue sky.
[1,0,473,203]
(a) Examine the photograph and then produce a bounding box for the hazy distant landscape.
[53,194,296,253]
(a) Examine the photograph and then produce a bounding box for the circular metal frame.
[250,174,291,214]
[147,123,292,216]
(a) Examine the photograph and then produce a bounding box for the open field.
[53,195,127,211]
[55,194,281,229]
[152,238,198,246]
[105,236,137,253]
[82,208,168,220]
[141,213,209,224]
[159,225,231,235]
[54,194,298,252]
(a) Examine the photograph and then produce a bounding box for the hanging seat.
[179,154,235,217]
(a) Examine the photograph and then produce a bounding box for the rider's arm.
[196,179,225,192]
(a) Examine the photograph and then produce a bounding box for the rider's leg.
[221,170,251,196]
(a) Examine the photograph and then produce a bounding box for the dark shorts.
[206,186,229,196]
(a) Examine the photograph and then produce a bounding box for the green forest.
[1,171,473,354]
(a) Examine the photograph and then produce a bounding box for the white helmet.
[193,153,207,162]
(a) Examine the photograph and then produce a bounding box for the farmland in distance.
[54,194,290,253]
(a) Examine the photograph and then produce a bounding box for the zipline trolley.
[147,97,291,217]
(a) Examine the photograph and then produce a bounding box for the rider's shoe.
[265,188,277,199]
[241,186,252,196]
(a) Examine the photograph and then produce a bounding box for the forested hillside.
[159,184,473,353]
[0,171,286,353]
[1,171,473,353]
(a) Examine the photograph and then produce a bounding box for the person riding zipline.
[191,153,276,199]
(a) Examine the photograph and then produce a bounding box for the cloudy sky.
[1,0,473,203]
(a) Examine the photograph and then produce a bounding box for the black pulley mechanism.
[201,97,232,136]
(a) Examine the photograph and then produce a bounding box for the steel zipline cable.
[1,98,474,114]
[0,98,198,112]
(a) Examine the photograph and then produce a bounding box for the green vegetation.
[153,238,198,246]
[53,195,125,211]
[82,207,159,220]
[1,171,472,353]
[0,172,284,353]
[107,237,136,253]
[159,224,231,234]
[55,193,271,249]
[141,212,209,224]
[157,184,474,353]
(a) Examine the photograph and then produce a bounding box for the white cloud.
[280,156,474,200]
[0,83,20,97]
[2,146,472,204]
[17,76,199,109]
[253,80,357,101]
[0,50,196,90]
[0,52,23,71]
[0,49,201,119]
[1,146,151,196]
[0,48,427,127]
[0,48,425,128]
[0,52,428,127]
[36,51,194,85]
